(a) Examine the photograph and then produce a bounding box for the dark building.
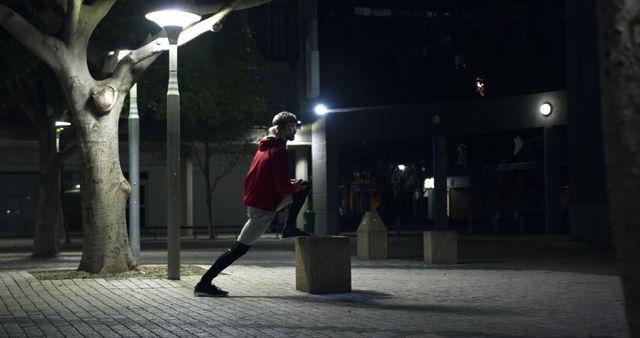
[242,0,605,239]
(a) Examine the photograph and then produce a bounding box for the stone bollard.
[295,236,351,294]
[357,211,388,260]
[423,231,458,264]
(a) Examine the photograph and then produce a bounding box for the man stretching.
[194,111,312,297]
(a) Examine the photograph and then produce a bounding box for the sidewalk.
[0,236,630,337]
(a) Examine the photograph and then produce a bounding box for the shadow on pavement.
[231,289,517,316]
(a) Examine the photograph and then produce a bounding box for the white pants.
[237,195,292,246]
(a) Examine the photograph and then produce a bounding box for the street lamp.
[115,50,142,260]
[146,2,201,280]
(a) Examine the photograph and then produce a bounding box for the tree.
[6,65,77,257]
[179,15,266,238]
[1,15,76,257]
[598,1,640,335]
[0,0,270,273]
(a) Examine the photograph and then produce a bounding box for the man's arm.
[271,150,299,196]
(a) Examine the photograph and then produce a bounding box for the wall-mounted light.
[424,177,435,189]
[539,102,552,116]
[314,104,328,115]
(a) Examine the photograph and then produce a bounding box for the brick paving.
[0,237,630,337]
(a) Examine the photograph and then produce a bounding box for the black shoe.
[281,227,313,239]
[194,283,229,297]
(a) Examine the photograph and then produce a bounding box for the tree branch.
[107,0,271,90]
[125,0,250,66]
[197,0,272,15]
[177,0,244,46]
[131,54,161,83]
[190,141,207,174]
[125,34,169,69]
[109,34,164,84]
[63,0,82,44]
[82,0,117,42]
[209,152,241,195]
[0,5,65,72]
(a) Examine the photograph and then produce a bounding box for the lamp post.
[115,49,141,259]
[128,82,140,258]
[146,4,201,280]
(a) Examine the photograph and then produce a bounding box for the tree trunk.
[74,96,135,273]
[206,191,217,240]
[598,1,640,336]
[27,95,63,257]
[204,168,217,240]
[32,160,61,257]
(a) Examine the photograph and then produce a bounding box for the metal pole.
[167,43,181,280]
[128,84,140,259]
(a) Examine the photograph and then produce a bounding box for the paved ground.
[0,236,630,337]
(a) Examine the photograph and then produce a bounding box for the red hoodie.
[242,136,297,211]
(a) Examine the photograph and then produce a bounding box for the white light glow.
[75,184,81,189]
[146,10,201,29]
[55,121,71,127]
[397,164,406,171]
[424,177,435,189]
[539,102,552,116]
[314,104,328,115]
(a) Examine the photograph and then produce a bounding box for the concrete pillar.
[544,127,561,234]
[312,116,339,235]
[295,149,310,228]
[356,211,388,260]
[433,134,448,230]
[295,236,351,293]
[424,231,457,264]
[566,0,609,240]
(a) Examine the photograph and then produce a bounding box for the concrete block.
[423,231,458,264]
[357,211,388,259]
[295,236,351,293]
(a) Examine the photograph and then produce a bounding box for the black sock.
[283,187,308,231]
[199,241,251,285]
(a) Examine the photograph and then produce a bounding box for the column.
[295,148,310,227]
[311,116,339,235]
[566,0,608,240]
[432,134,448,230]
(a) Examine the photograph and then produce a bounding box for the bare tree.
[0,0,270,273]
[598,0,640,335]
